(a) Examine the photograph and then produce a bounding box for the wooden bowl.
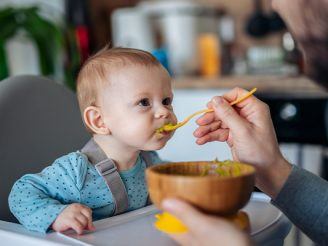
[146,161,255,215]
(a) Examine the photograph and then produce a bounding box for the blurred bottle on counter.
[65,0,91,62]
[137,1,220,77]
[64,0,91,89]
[151,47,172,75]
[232,49,248,75]
[111,7,156,52]
[218,14,235,75]
[197,33,221,78]
[282,32,304,74]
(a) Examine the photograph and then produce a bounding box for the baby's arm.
[52,203,95,234]
[9,175,69,233]
[8,153,90,233]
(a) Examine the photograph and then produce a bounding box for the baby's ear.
[83,106,111,135]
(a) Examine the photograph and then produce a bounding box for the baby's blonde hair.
[76,46,161,132]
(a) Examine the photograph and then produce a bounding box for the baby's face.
[99,65,177,151]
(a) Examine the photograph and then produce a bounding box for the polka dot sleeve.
[8,152,89,233]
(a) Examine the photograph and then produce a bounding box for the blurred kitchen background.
[0,0,327,245]
[0,0,303,82]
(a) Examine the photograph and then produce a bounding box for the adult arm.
[272,165,328,243]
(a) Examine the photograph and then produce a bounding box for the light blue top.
[8,151,162,233]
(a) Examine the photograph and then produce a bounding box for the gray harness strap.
[80,139,154,214]
[81,139,128,215]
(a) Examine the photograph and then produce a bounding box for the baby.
[8,47,177,234]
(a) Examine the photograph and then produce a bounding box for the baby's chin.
[143,133,174,151]
[150,140,170,150]
[153,141,168,150]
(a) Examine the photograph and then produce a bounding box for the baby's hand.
[52,203,95,234]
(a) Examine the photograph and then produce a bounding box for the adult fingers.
[168,233,196,246]
[193,121,221,138]
[195,129,229,145]
[211,97,248,132]
[222,87,254,106]
[196,111,216,126]
[162,199,211,234]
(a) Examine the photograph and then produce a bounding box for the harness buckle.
[95,160,117,176]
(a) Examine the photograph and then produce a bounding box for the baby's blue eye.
[162,97,172,106]
[139,98,150,107]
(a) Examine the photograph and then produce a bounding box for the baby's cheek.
[131,121,152,138]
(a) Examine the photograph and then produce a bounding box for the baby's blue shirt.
[8,151,162,233]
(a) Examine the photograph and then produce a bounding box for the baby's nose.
[155,107,170,119]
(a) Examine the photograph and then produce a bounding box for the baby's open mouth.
[156,123,177,134]
[155,129,169,136]
[155,123,175,137]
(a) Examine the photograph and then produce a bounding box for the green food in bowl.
[200,159,243,177]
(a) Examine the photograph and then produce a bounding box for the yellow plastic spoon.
[154,212,188,233]
[156,88,257,133]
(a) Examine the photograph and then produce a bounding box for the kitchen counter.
[173,75,328,97]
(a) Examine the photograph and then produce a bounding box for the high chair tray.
[58,192,291,246]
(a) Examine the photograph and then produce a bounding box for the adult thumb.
[162,199,208,231]
[211,96,247,131]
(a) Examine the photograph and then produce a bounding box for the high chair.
[0,75,89,222]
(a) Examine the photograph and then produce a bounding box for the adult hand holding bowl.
[146,160,255,233]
